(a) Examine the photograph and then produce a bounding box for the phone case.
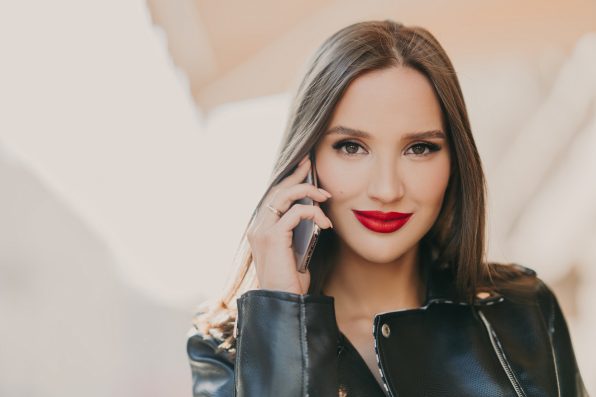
[292,154,321,273]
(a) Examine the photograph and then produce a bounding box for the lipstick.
[352,210,413,233]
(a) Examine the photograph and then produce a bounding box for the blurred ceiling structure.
[146,0,595,114]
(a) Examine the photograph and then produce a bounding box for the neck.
[322,242,425,323]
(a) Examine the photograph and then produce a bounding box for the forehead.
[327,66,444,138]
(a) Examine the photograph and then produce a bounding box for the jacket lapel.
[372,262,557,397]
[422,261,504,307]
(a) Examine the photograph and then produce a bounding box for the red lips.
[352,210,413,233]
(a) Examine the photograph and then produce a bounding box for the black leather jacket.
[186,263,589,396]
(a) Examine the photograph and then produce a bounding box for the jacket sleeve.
[235,289,340,396]
[186,289,340,397]
[187,327,235,397]
[536,279,589,396]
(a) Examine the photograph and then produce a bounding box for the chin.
[366,243,415,263]
[340,232,418,265]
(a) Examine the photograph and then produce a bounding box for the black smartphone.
[292,152,321,273]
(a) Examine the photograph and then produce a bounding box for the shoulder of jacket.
[488,261,537,277]
[484,262,539,284]
[481,262,548,302]
[186,327,235,367]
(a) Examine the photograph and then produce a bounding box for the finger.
[275,156,312,190]
[271,182,331,213]
[274,203,333,233]
[298,154,309,166]
[297,271,310,292]
[260,183,331,230]
[259,155,313,215]
[256,158,309,219]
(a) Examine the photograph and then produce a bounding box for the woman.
[186,20,588,396]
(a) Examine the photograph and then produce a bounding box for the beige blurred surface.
[148,0,596,112]
[0,0,594,395]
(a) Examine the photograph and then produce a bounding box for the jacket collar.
[422,261,504,307]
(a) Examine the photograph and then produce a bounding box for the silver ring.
[266,203,284,217]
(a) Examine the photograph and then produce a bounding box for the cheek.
[405,157,451,204]
[315,158,366,197]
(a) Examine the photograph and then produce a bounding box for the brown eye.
[345,142,359,154]
[411,144,427,155]
[405,142,441,157]
[332,140,366,156]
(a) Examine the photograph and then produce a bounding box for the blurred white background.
[0,0,594,395]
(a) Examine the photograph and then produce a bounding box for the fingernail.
[328,219,334,228]
[318,188,332,198]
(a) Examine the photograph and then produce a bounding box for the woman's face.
[313,66,451,264]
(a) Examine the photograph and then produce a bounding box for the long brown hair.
[190,19,526,355]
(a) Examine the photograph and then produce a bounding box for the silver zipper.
[372,321,395,397]
[478,310,527,397]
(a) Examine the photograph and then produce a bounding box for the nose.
[367,156,405,204]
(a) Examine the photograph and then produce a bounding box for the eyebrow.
[325,125,446,141]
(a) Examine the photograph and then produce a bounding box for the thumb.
[297,270,311,295]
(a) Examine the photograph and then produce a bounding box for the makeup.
[352,209,413,233]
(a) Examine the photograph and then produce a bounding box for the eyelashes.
[331,139,442,157]
[406,142,442,156]
[332,140,365,155]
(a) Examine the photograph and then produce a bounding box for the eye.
[332,140,367,156]
[405,142,442,157]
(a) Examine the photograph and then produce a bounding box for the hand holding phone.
[246,153,333,295]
